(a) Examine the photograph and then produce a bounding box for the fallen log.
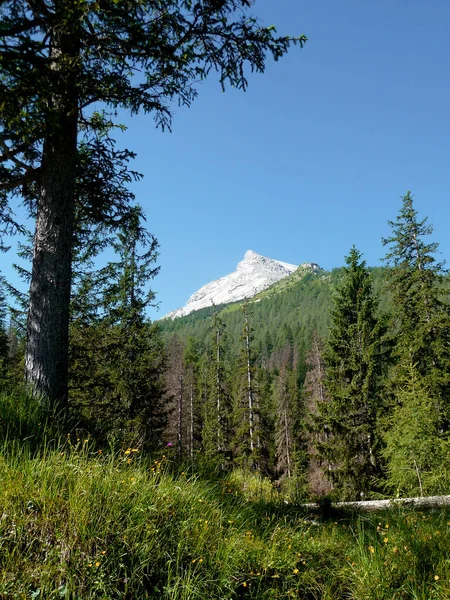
[302,495,450,512]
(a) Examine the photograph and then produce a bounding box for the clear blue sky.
[4,0,450,318]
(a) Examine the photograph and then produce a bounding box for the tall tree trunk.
[244,312,254,454]
[178,372,183,459]
[189,380,194,460]
[25,11,79,409]
[216,328,221,452]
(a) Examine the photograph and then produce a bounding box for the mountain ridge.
[162,250,321,320]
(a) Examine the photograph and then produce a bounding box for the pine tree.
[315,246,385,500]
[382,192,450,426]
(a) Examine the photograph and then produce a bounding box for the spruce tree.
[315,246,385,500]
[274,365,298,479]
[232,301,262,470]
[382,192,450,426]
[1,0,304,409]
[382,362,449,496]
[69,209,167,448]
[202,308,230,461]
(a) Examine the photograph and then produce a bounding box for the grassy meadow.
[1,393,450,599]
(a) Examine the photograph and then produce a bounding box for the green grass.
[1,395,450,599]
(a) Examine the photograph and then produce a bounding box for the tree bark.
[302,495,450,512]
[25,9,79,409]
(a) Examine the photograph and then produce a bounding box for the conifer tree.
[0,277,10,384]
[183,337,202,460]
[304,332,332,496]
[274,365,298,479]
[165,335,185,457]
[382,362,449,497]
[1,0,305,408]
[315,246,385,500]
[203,308,230,461]
[382,192,450,425]
[70,209,167,448]
[232,301,261,470]
[256,365,275,475]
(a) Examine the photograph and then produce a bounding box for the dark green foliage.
[161,265,394,488]
[202,308,231,461]
[183,336,203,459]
[160,199,450,497]
[231,302,262,470]
[274,365,299,479]
[1,0,304,406]
[69,211,167,449]
[1,0,305,207]
[160,268,338,361]
[383,192,450,426]
[303,332,333,497]
[382,362,450,497]
[314,247,386,500]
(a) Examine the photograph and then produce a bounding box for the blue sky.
[4,0,450,318]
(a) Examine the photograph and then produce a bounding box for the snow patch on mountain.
[162,250,318,320]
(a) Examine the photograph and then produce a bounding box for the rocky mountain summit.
[163,250,320,320]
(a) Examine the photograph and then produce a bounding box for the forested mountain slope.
[159,266,389,361]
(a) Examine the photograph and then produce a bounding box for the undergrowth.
[1,393,450,599]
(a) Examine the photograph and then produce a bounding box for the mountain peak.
[243,249,260,260]
[162,250,303,320]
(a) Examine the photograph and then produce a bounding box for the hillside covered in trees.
[156,193,450,500]
[2,193,449,504]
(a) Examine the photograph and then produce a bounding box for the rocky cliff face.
[163,250,319,320]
